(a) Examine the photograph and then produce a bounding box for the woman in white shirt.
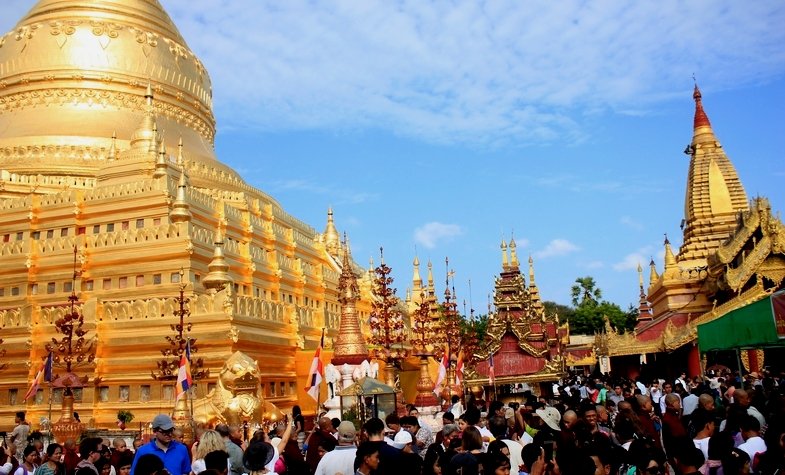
[191,430,228,475]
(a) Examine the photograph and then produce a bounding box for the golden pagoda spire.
[528,255,543,312]
[663,235,678,278]
[107,131,117,161]
[332,233,369,365]
[509,235,520,267]
[637,262,653,321]
[649,258,660,284]
[130,84,158,153]
[501,238,509,268]
[411,254,423,297]
[148,122,159,156]
[153,138,168,178]
[323,207,340,257]
[680,84,749,264]
[203,227,234,291]
[170,166,191,223]
[427,259,434,292]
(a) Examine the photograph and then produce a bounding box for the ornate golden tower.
[0,0,374,427]
[647,86,750,317]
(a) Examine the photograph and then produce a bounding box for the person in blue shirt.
[130,415,190,475]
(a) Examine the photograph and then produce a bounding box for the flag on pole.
[455,350,464,386]
[305,329,325,402]
[488,353,495,385]
[175,342,193,400]
[433,347,449,395]
[24,360,46,401]
[43,352,54,383]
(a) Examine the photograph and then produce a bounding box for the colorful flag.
[305,329,325,402]
[175,343,193,400]
[455,350,464,386]
[43,352,54,383]
[488,353,495,385]
[433,347,449,395]
[24,361,46,401]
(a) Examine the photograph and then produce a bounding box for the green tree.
[564,276,637,335]
[571,276,602,307]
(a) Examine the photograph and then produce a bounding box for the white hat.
[535,407,562,432]
[388,430,413,450]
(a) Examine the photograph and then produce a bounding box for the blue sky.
[3,1,784,312]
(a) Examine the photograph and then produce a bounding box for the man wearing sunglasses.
[130,415,190,475]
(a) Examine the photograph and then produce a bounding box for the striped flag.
[455,350,464,386]
[24,356,50,401]
[175,342,193,400]
[488,353,495,385]
[305,329,325,402]
[433,347,449,395]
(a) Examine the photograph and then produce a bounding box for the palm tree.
[571,276,602,307]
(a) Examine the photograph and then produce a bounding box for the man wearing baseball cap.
[130,414,190,475]
[314,421,357,475]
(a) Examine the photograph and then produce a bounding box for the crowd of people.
[2,368,785,475]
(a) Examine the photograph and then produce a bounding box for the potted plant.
[117,410,134,430]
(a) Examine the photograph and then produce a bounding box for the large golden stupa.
[0,0,376,427]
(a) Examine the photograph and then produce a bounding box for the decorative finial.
[509,234,519,267]
[379,247,384,265]
[693,82,711,129]
[501,238,509,267]
[177,136,184,166]
[637,262,643,288]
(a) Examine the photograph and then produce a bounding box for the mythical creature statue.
[324,363,342,399]
[192,351,282,425]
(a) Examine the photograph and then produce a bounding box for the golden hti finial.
[637,262,644,289]
[170,166,191,223]
[323,206,340,257]
[509,234,519,267]
[528,255,536,284]
[412,252,422,292]
[501,238,509,268]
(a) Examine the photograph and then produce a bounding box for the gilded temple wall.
[0,168,372,427]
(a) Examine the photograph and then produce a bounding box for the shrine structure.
[465,239,568,396]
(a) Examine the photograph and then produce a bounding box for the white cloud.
[583,260,605,269]
[620,216,645,231]
[153,1,785,146]
[613,245,657,271]
[414,222,463,249]
[534,239,580,259]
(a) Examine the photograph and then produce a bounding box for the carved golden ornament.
[49,20,81,36]
[0,88,215,143]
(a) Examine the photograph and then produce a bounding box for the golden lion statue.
[192,351,282,425]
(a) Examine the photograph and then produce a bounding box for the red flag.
[305,329,325,402]
[455,350,464,386]
[24,362,46,401]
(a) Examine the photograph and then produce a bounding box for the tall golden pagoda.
[601,86,785,375]
[0,0,374,426]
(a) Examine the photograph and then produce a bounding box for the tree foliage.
[552,276,638,335]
